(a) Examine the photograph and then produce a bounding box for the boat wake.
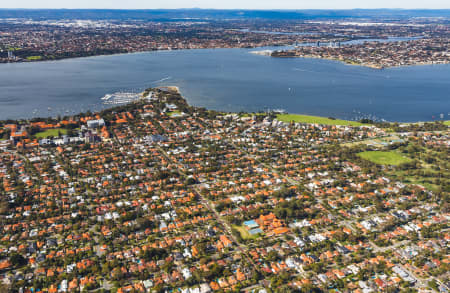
[152,76,172,84]
[292,68,319,74]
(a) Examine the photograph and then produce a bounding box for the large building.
[86,119,105,129]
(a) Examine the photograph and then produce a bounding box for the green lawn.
[167,110,183,117]
[342,135,403,148]
[26,56,42,61]
[35,128,67,138]
[444,121,450,126]
[276,114,367,126]
[232,225,261,240]
[358,151,412,166]
[392,172,440,192]
[239,113,266,117]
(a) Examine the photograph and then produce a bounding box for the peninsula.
[271,38,450,69]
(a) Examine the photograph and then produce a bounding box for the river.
[0,45,449,122]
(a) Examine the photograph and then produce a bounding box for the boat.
[101,94,113,101]
[272,109,287,114]
[101,91,142,105]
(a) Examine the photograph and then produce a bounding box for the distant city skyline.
[2,0,450,9]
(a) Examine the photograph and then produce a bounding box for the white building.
[60,279,68,292]
[86,119,105,129]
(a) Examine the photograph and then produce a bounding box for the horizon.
[2,7,450,11]
[1,0,449,10]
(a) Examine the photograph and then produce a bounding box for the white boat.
[101,94,113,101]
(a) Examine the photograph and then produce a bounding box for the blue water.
[0,47,449,122]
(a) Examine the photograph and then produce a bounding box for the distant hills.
[0,8,449,21]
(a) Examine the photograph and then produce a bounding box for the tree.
[0,201,8,214]
[10,253,27,267]
[140,248,168,261]
[428,279,439,291]
[300,283,322,293]
[137,217,155,230]
[275,285,299,293]
[0,282,10,293]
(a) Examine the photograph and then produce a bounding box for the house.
[220,235,232,247]
[60,279,68,292]
[182,267,192,279]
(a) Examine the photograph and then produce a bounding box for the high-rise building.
[7,50,14,59]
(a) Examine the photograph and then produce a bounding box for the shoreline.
[2,85,447,126]
[0,44,291,65]
[1,35,424,66]
[274,113,449,126]
[3,45,449,71]
[270,54,450,69]
[156,86,181,94]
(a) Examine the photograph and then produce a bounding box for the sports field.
[358,151,412,166]
[276,114,367,126]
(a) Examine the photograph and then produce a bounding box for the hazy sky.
[3,0,450,9]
